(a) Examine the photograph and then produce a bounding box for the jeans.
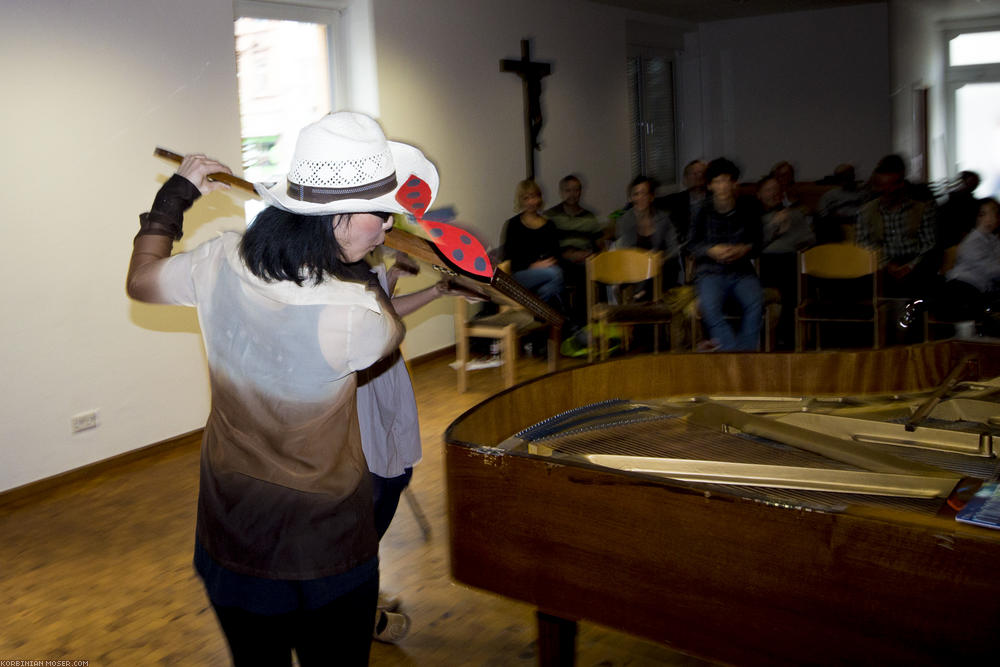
[696,271,763,351]
[513,265,564,304]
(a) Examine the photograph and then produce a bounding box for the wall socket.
[71,410,99,434]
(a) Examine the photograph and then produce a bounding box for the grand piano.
[445,342,1000,665]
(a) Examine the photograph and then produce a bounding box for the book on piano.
[956,482,1000,530]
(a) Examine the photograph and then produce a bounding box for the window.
[233,0,378,186]
[945,27,1000,198]
[949,30,1000,67]
[235,16,333,183]
[234,1,348,185]
[628,50,678,188]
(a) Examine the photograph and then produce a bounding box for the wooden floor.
[0,353,714,666]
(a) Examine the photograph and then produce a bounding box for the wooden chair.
[453,262,557,393]
[795,243,883,351]
[924,244,960,341]
[585,249,686,361]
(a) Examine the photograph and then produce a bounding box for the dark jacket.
[688,195,763,276]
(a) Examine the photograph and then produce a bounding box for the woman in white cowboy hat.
[126,111,438,666]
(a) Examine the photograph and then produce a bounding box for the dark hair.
[770,160,794,178]
[833,163,855,184]
[757,174,778,189]
[559,174,581,189]
[629,174,657,194]
[873,154,906,177]
[705,157,740,183]
[240,206,361,286]
[683,159,705,177]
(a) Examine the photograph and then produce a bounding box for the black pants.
[212,571,378,667]
[929,279,986,322]
[372,468,413,539]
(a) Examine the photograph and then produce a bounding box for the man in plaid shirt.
[856,154,938,298]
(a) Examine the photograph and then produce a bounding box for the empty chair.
[585,249,687,361]
[453,262,557,392]
[795,243,883,351]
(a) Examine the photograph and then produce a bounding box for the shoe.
[373,609,410,644]
[696,338,721,353]
[377,591,401,612]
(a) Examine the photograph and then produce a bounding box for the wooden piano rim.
[444,341,1000,664]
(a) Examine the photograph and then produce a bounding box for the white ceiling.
[587,0,883,23]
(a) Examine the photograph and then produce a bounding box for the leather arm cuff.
[137,174,202,240]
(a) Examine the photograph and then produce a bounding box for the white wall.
[0,0,244,492]
[678,3,891,182]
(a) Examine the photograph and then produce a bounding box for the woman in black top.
[501,179,564,306]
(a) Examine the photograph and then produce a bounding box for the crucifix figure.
[500,39,552,180]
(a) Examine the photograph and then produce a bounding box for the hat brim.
[254,141,439,216]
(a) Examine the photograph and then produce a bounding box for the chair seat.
[593,302,676,323]
[797,300,877,321]
[456,303,556,393]
[470,308,541,331]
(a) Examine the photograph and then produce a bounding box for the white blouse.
[151,232,402,579]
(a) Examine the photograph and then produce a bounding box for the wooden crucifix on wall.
[500,39,552,180]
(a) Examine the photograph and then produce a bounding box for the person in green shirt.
[544,174,607,324]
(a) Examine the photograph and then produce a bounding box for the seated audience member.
[656,159,708,248]
[545,174,605,261]
[856,155,938,294]
[937,170,981,251]
[770,160,799,208]
[544,174,605,325]
[921,197,1000,326]
[501,179,564,309]
[816,163,864,243]
[758,175,815,349]
[689,158,764,351]
[760,176,815,254]
[856,155,938,342]
[615,175,682,288]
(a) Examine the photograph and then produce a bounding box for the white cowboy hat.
[255,111,439,216]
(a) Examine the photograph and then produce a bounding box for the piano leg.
[536,610,577,667]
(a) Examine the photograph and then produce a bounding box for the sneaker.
[373,609,410,644]
[377,591,401,613]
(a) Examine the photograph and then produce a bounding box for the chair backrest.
[797,243,880,309]
[799,243,878,279]
[586,249,665,323]
[586,248,663,286]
